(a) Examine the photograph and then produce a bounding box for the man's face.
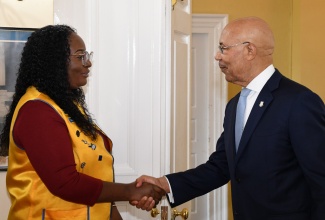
[215,29,248,86]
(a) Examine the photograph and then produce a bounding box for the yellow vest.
[7,87,114,220]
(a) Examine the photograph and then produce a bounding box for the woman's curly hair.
[0,25,97,156]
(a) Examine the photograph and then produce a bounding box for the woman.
[0,25,164,220]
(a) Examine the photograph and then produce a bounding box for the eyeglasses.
[218,42,249,54]
[70,51,93,66]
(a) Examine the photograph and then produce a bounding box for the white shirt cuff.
[164,176,174,204]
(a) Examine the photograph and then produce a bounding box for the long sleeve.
[166,131,230,207]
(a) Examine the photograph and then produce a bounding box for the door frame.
[191,14,228,220]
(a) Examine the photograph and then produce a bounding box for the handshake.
[128,175,170,211]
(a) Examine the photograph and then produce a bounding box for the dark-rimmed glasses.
[70,51,93,66]
[218,42,249,54]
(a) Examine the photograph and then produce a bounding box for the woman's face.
[68,33,92,89]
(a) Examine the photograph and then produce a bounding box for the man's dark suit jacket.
[166,69,325,220]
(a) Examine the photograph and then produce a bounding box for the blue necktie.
[235,88,251,151]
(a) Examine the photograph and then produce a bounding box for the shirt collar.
[246,64,275,93]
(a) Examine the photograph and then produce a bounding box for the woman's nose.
[84,60,92,68]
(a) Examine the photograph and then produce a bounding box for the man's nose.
[215,51,222,61]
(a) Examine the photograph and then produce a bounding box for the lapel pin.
[89,143,96,150]
[259,101,264,107]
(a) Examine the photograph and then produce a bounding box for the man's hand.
[136,175,170,193]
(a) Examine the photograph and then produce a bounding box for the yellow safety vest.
[7,86,114,220]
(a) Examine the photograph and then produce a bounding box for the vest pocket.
[43,207,88,220]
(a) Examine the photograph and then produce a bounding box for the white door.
[190,32,210,220]
[168,0,192,219]
[154,9,229,220]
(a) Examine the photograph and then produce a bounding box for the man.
[134,17,325,220]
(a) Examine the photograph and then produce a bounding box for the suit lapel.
[229,95,240,159]
[235,70,282,161]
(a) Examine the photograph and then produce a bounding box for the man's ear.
[246,43,257,60]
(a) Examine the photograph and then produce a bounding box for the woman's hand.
[97,180,165,211]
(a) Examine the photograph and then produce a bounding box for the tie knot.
[240,88,251,97]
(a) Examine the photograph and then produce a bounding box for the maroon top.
[13,100,104,206]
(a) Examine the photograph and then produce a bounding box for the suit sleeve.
[166,131,230,207]
[289,91,325,219]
